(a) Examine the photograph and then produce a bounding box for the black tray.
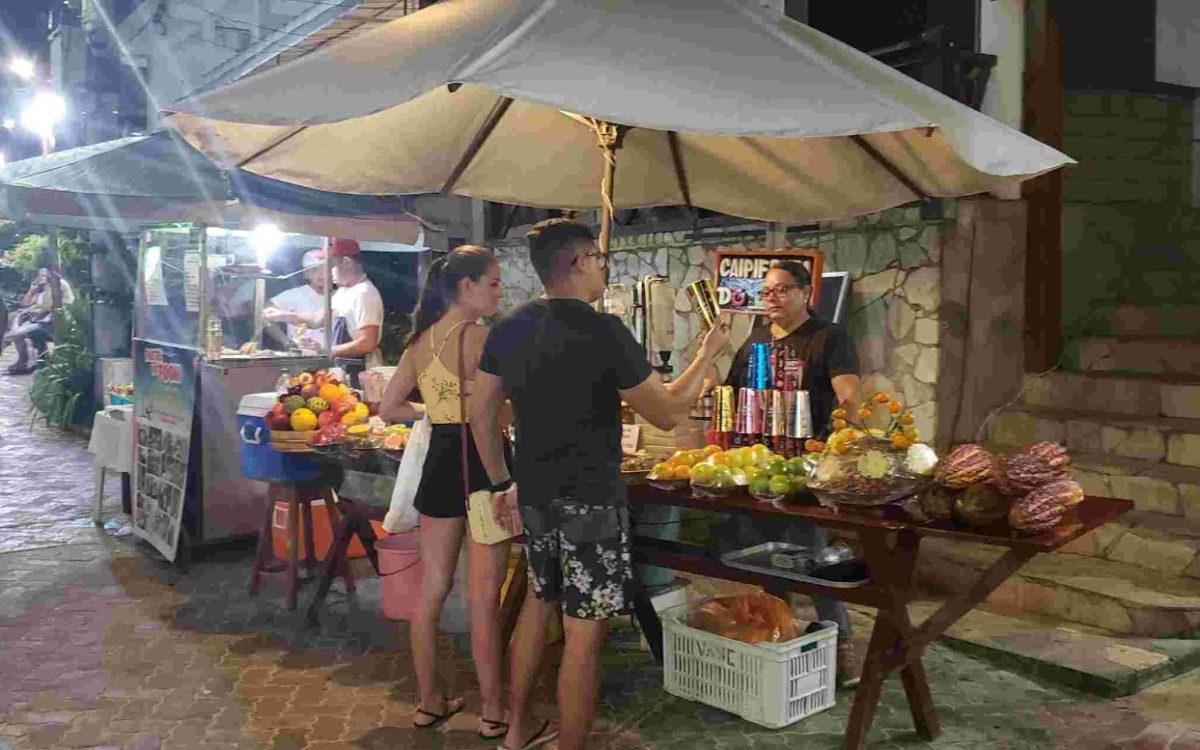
[721,542,871,588]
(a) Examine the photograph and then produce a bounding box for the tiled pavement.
[3,349,1200,750]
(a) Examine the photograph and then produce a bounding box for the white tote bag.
[383,416,431,532]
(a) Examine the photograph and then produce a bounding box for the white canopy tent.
[163,0,1072,250]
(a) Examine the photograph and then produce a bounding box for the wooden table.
[626,485,1132,750]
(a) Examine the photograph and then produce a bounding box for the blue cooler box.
[237,393,323,482]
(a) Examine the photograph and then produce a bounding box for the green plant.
[28,292,95,429]
[2,234,48,280]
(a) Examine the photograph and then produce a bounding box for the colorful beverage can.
[750,342,772,390]
[765,389,786,437]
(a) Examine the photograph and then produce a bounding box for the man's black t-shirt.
[724,314,858,438]
[479,298,653,509]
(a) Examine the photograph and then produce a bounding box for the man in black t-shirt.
[471,219,728,750]
[723,260,864,687]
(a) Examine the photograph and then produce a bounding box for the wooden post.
[1022,0,1064,372]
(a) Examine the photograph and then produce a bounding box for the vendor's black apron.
[331,315,365,389]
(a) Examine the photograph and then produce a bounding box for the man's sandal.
[499,719,558,750]
[479,716,509,740]
[412,696,465,729]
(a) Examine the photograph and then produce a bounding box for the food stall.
[132,222,331,561]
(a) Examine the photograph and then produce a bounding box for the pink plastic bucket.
[376,532,422,621]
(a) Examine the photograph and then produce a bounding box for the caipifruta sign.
[714,249,823,315]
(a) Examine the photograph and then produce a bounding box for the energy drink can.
[751,342,772,390]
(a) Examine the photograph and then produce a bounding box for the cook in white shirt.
[269,249,327,348]
[263,238,383,370]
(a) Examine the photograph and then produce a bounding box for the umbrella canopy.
[0,131,424,242]
[163,0,1072,227]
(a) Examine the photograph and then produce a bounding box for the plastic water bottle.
[275,368,291,395]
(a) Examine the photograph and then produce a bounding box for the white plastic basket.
[661,601,838,729]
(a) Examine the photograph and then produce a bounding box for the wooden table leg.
[305,501,358,625]
[286,491,301,611]
[325,494,356,595]
[249,490,275,596]
[302,498,318,577]
[845,529,938,749]
[631,588,664,665]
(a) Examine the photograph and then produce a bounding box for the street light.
[20,91,66,155]
[8,57,35,81]
[252,224,284,268]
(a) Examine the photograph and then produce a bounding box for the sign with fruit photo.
[132,339,199,562]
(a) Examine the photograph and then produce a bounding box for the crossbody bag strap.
[457,322,473,500]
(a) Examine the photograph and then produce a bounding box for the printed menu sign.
[132,340,198,562]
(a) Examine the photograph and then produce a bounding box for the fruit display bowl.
[691,483,746,500]
[647,478,690,493]
[809,476,927,508]
[749,488,788,503]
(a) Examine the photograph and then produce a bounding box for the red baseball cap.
[316,237,361,259]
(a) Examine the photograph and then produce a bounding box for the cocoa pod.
[1026,441,1071,470]
[919,485,960,521]
[1004,452,1068,493]
[934,444,993,489]
[954,483,1012,527]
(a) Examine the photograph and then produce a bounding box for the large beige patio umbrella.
[163,0,1072,251]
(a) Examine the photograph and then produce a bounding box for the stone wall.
[495,202,956,445]
[1060,91,1200,336]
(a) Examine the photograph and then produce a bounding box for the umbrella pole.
[589,120,628,255]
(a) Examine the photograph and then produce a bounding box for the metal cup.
[685,278,720,330]
[787,390,813,439]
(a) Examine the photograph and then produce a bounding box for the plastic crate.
[661,601,837,729]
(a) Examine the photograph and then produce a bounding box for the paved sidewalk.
[2,349,1200,749]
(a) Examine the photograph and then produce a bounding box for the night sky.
[0,0,55,62]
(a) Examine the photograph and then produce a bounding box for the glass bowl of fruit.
[748,455,816,503]
[647,449,702,492]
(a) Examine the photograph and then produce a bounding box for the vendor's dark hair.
[408,245,495,344]
[527,218,595,285]
[769,260,812,289]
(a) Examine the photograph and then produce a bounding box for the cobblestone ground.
[3,349,1200,750]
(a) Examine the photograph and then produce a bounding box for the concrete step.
[1076,337,1200,376]
[846,601,1200,697]
[1021,371,1200,420]
[1108,304,1200,338]
[987,406,1200,469]
[1054,508,1200,578]
[916,538,1200,636]
[1068,453,1200,518]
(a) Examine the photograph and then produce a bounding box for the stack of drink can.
[708,340,812,455]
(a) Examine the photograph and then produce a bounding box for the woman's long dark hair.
[408,244,495,345]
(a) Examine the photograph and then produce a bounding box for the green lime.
[768,475,792,496]
[750,475,772,495]
[691,463,716,485]
[787,457,809,476]
[790,475,809,493]
[765,460,788,477]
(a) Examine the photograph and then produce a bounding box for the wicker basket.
[270,430,319,453]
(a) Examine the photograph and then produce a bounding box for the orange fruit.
[318,383,342,403]
[290,408,318,431]
[887,401,902,414]
[702,444,722,456]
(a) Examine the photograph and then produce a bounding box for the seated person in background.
[3,269,74,375]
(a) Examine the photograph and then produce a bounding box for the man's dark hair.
[526,218,595,285]
[770,259,812,288]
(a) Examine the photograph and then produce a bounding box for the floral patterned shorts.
[520,500,634,621]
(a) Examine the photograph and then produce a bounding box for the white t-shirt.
[332,279,385,369]
[270,284,326,344]
[34,278,75,311]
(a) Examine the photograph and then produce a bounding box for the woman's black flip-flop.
[499,719,558,750]
[479,717,509,740]
[412,697,465,729]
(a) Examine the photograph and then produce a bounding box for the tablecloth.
[88,405,134,473]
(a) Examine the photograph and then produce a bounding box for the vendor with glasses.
[720,258,864,687]
[724,260,860,437]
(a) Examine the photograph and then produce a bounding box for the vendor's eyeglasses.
[761,284,797,299]
[573,250,608,269]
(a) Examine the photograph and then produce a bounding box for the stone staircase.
[917,363,1200,637]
